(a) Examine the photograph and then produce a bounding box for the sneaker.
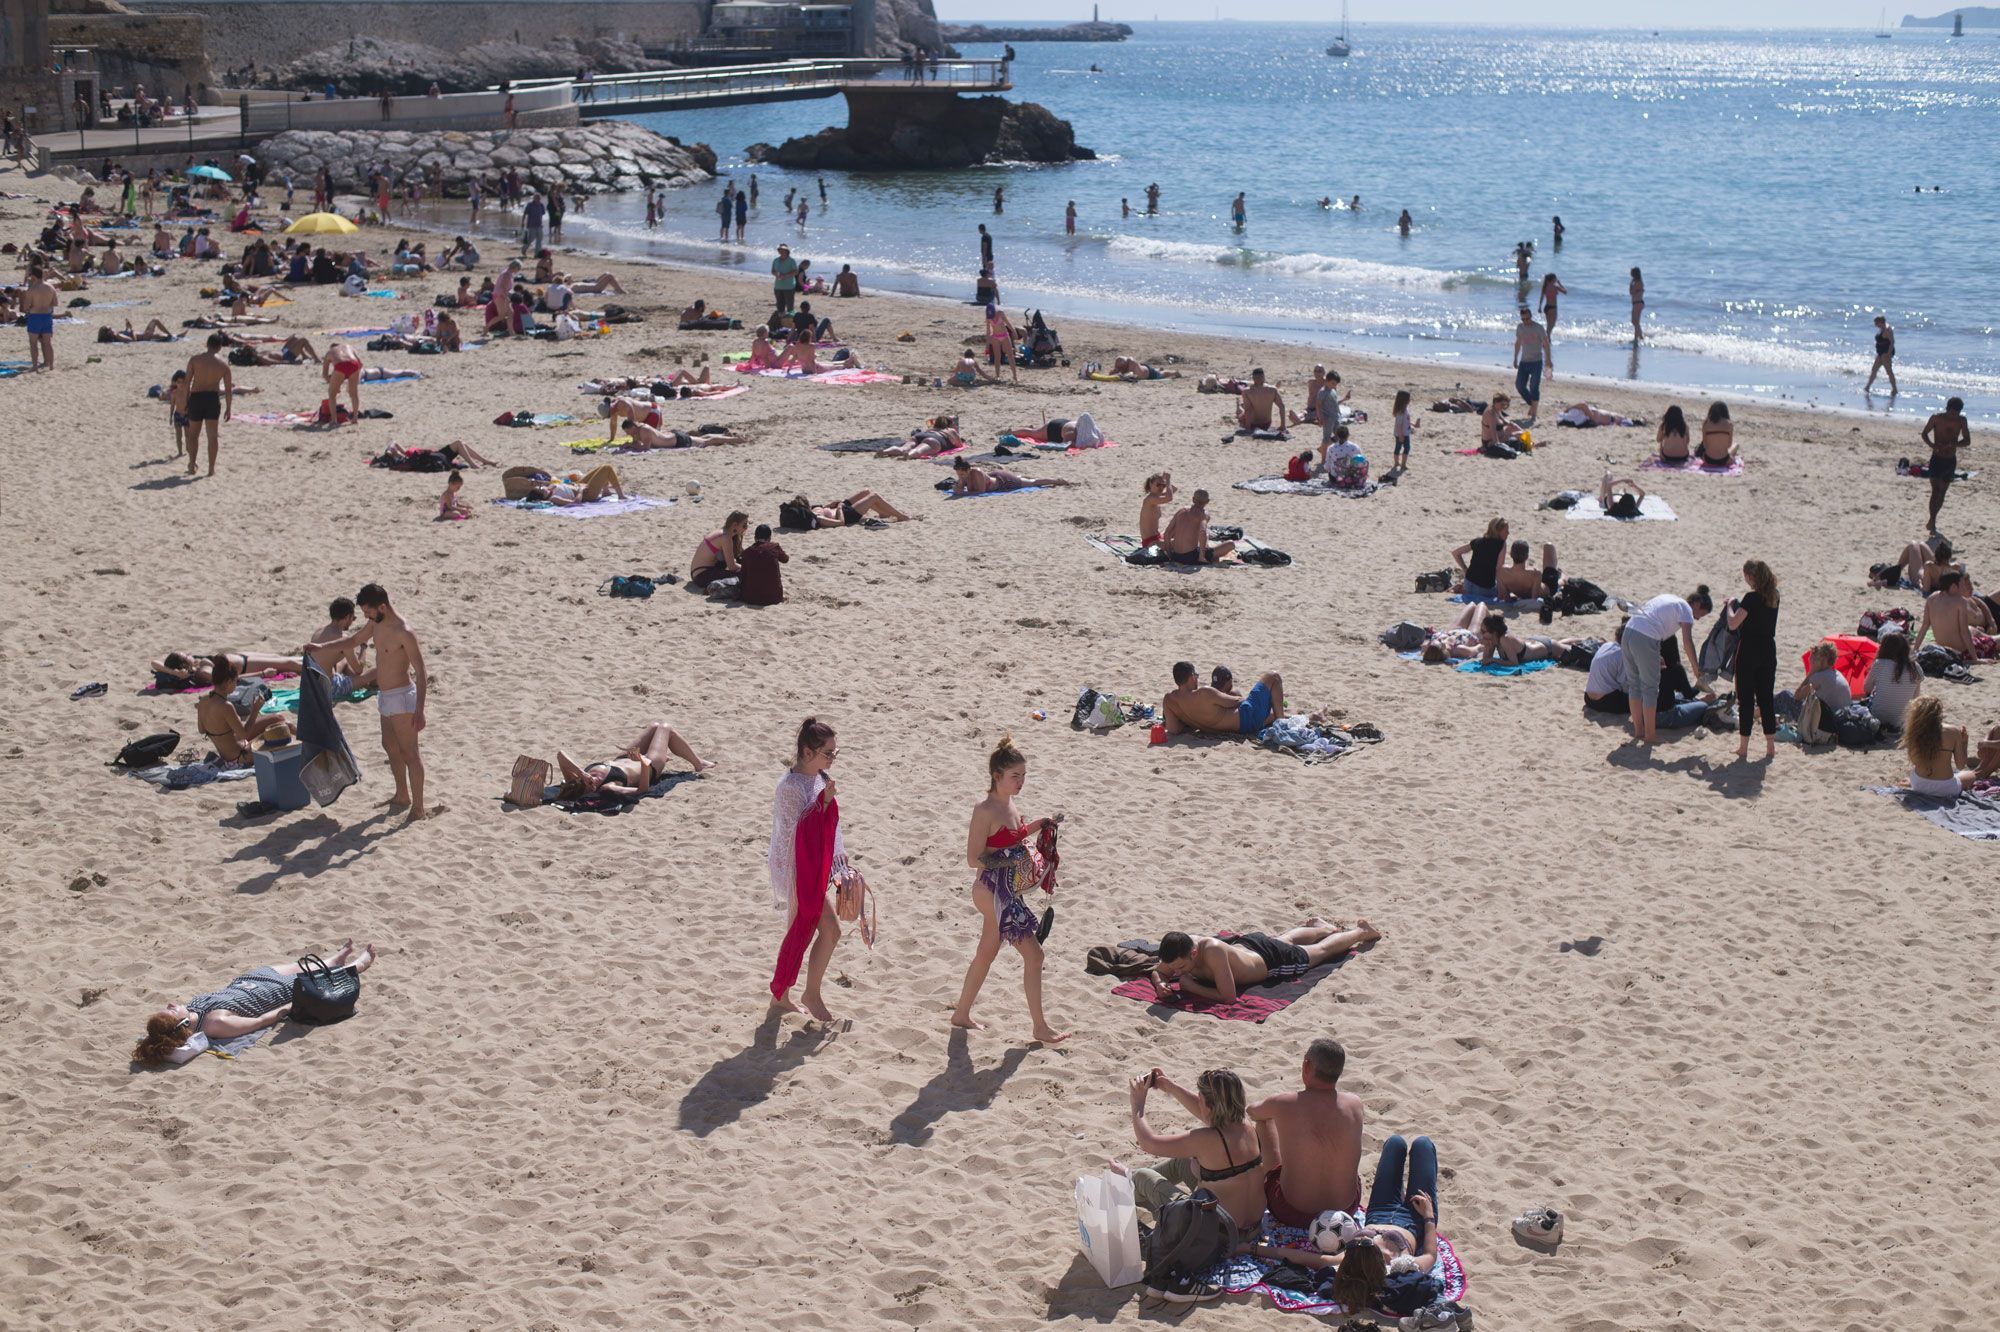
[1400,1306,1471,1332]
[1512,1204,1563,1246]
[1147,1271,1223,1304]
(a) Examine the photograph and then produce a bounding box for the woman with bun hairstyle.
[769,717,849,1023]
[948,735,1070,1044]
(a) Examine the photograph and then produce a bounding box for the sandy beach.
[2,161,1995,1332]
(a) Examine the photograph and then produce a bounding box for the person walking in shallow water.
[1065,200,1077,236]
[1866,314,1898,396]
[993,185,1004,215]
[1629,266,1646,342]
[1230,192,1247,229]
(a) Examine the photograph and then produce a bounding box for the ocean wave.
[1103,236,1492,290]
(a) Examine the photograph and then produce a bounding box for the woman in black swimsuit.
[554,721,710,800]
[1127,1066,1265,1244]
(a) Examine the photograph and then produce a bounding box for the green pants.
[1131,1156,1200,1213]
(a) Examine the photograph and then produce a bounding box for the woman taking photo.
[769,717,849,1023]
[949,735,1069,1045]
[1726,560,1780,760]
[134,940,378,1066]
[1127,1066,1263,1244]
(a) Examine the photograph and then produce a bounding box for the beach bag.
[505,755,549,807]
[113,730,181,768]
[1415,569,1453,594]
[228,679,272,720]
[1834,703,1885,749]
[1559,638,1603,671]
[1331,454,1369,490]
[1143,1189,1234,1290]
[1795,694,1834,746]
[778,499,816,532]
[1077,1167,1144,1289]
[600,574,655,599]
[1698,615,1740,682]
[833,866,876,948]
[289,953,359,1025]
[1558,577,1608,616]
[1380,622,1429,652]
[1239,545,1292,567]
[1072,688,1125,731]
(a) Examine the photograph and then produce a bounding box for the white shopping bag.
[1075,1164,1145,1288]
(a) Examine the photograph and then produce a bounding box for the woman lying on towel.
[133,940,379,1067]
[1902,696,2000,799]
[802,490,920,527]
[1598,473,1646,518]
[1558,402,1642,428]
[951,459,1076,495]
[151,649,297,692]
[97,319,179,343]
[556,721,710,799]
[620,421,750,451]
[1459,606,1590,667]
[878,417,963,458]
[196,654,295,764]
[1002,412,1104,448]
[1418,628,1482,663]
[523,465,626,506]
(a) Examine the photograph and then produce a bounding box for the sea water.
[542,24,2000,420]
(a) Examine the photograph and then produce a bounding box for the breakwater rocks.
[272,36,664,97]
[254,123,715,196]
[753,98,1093,170]
[938,21,1132,42]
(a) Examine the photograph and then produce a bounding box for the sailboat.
[1327,0,1352,57]
[1875,7,1892,38]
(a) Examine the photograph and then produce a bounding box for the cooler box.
[253,743,311,811]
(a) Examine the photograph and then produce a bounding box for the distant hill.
[1902,7,2000,26]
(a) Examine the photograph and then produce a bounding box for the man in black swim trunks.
[1150,919,1381,1003]
[1920,396,1970,533]
[1161,489,1234,566]
[182,332,234,478]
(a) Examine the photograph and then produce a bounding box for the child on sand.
[1392,389,1416,471]
[439,472,471,521]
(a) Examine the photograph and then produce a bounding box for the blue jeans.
[1365,1134,1438,1232]
[1515,359,1543,405]
[1657,699,1709,729]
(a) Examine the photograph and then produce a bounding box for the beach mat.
[1208,1228,1465,1316]
[1084,534,1280,569]
[1563,494,1677,521]
[1233,474,1380,498]
[1642,456,1744,477]
[551,771,701,815]
[944,485,1046,499]
[818,437,902,453]
[1108,931,1354,1022]
[1454,658,1557,677]
[490,496,672,519]
[1868,787,2000,841]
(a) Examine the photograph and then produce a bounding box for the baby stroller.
[1017,310,1065,368]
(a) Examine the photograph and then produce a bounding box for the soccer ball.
[1309,1210,1359,1253]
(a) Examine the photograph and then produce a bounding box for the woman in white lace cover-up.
[768,717,848,1023]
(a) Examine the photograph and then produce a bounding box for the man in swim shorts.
[1249,1037,1369,1225]
[1160,660,1286,736]
[21,266,58,371]
[356,583,429,822]
[1160,489,1234,566]
[182,333,234,477]
[1920,396,1970,533]
[1235,368,1286,434]
[1151,921,1379,1004]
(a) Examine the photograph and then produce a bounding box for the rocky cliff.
[938,21,1132,42]
[754,97,1092,170]
[870,0,949,56]
[255,122,714,195]
[270,36,665,96]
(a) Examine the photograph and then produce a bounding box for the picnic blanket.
[490,496,671,519]
[1207,1226,1465,1316]
[126,760,257,790]
[1868,786,2000,841]
[733,365,900,385]
[1107,932,1355,1022]
[1233,474,1380,498]
[1083,534,1283,568]
[1563,494,1677,521]
[551,771,700,814]
[1455,658,1557,677]
[1642,455,1744,477]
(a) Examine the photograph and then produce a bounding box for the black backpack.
[778,500,816,532]
[1143,1189,1234,1290]
[1558,578,1607,615]
[1559,638,1603,671]
[113,731,181,768]
[1834,702,1885,748]
[1415,569,1454,594]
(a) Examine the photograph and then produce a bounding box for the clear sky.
[933,3,1941,26]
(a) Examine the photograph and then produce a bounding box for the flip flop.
[70,682,107,699]
[1036,906,1056,944]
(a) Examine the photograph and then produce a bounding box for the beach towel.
[1256,716,1383,764]
[1206,1225,1465,1317]
[297,657,360,807]
[1564,494,1677,521]
[1642,455,1744,477]
[1869,787,2000,841]
[1083,534,1285,569]
[1233,474,1380,498]
[1896,458,1975,481]
[262,681,371,714]
[1556,407,1643,428]
[946,486,1046,499]
[498,412,588,429]
[551,771,699,814]
[1107,931,1355,1022]
[127,760,257,790]
[490,496,671,519]
[235,411,320,427]
[1455,658,1557,677]
[1231,427,1290,440]
[818,437,904,454]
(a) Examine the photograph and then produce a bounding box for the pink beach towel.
[1108,931,1358,1022]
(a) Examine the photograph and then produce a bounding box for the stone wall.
[250,120,715,195]
[121,0,706,73]
[48,11,215,95]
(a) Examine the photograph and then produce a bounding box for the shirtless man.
[356,583,429,821]
[1160,489,1232,566]
[1912,571,1997,660]
[1249,1038,1369,1225]
[1511,306,1552,422]
[306,596,376,692]
[949,458,1073,495]
[1139,472,1175,548]
[21,266,58,371]
[1160,659,1285,736]
[620,420,749,450]
[183,333,234,477]
[1151,920,1377,1003]
[1109,355,1177,381]
[1495,540,1559,599]
[1235,368,1286,434]
[1921,396,1970,532]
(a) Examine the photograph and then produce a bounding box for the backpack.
[1834,702,1885,749]
[1559,637,1604,671]
[113,731,181,768]
[1415,569,1454,594]
[599,575,655,599]
[1380,621,1429,652]
[1071,687,1125,731]
[1239,545,1292,567]
[1795,694,1834,746]
[1142,1189,1234,1291]
[778,499,816,533]
[1557,578,1607,616]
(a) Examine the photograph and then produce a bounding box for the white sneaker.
[1400,1304,1472,1331]
[1512,1204,1564,1246]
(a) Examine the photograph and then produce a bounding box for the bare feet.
[356,943,376,969]
[1734,740,1748,760]
[769,993,801,1016]
[383,795,411,811]
[801,992,835,1024]
[950,1011,987,1031]
[1032,1027,1072,1046]
[1352,918,1382,945]
[329,938,355,966]
[691,757,713,775]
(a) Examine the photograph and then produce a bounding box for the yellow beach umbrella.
[285,212,359,236]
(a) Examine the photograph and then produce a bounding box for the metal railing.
[239,85,573,135]
[511,57,1009,109]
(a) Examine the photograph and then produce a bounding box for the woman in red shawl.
[768,717,847,1023]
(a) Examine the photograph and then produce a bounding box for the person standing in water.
[1920,397,1970,533]
[993,185,1004,215]
[1866,314,1898,396]
[1629,266,1646,342]
[979,222,994,272]
[734,187,748,243]
[949,735,1070,1045]
[1065,200,1077,235]
[768,717,849,1024]
[1551,214,1565,248]
[1397,208,1412,236]
[1539,271,1567,338]
[1146,182,1160,214]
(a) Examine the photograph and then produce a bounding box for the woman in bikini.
[554,721,710,800]
[152,649,296,692]
[877,418,963,459]
[1140,472,1175,548]
[321,340,365,427]
[948,735,1069,1044]
[691,510,749,588]
[984,301,1020,385]
[1539,271,1567,337]
[950,459,1074,495]
[195,654,294,765]
[1629,266,1645,341]
[804,491,918,527]
[1902,696,2000,799]
[1698,401,1737,465]
[1655,404,1691,461]
[1126,1067,1264,1245]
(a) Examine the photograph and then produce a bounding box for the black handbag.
[290,953,360,1025]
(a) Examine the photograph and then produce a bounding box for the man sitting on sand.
[678,298,732,331]
[1495,540,1558,599]
[1249,1037,1369,1225]
[1160,660,1285,736]
[1912,571,1998,660]
[1161,489,1233,565]
[950,458,1074,495]
[1235,368,1286,434]
[1150,921,1379,1005]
